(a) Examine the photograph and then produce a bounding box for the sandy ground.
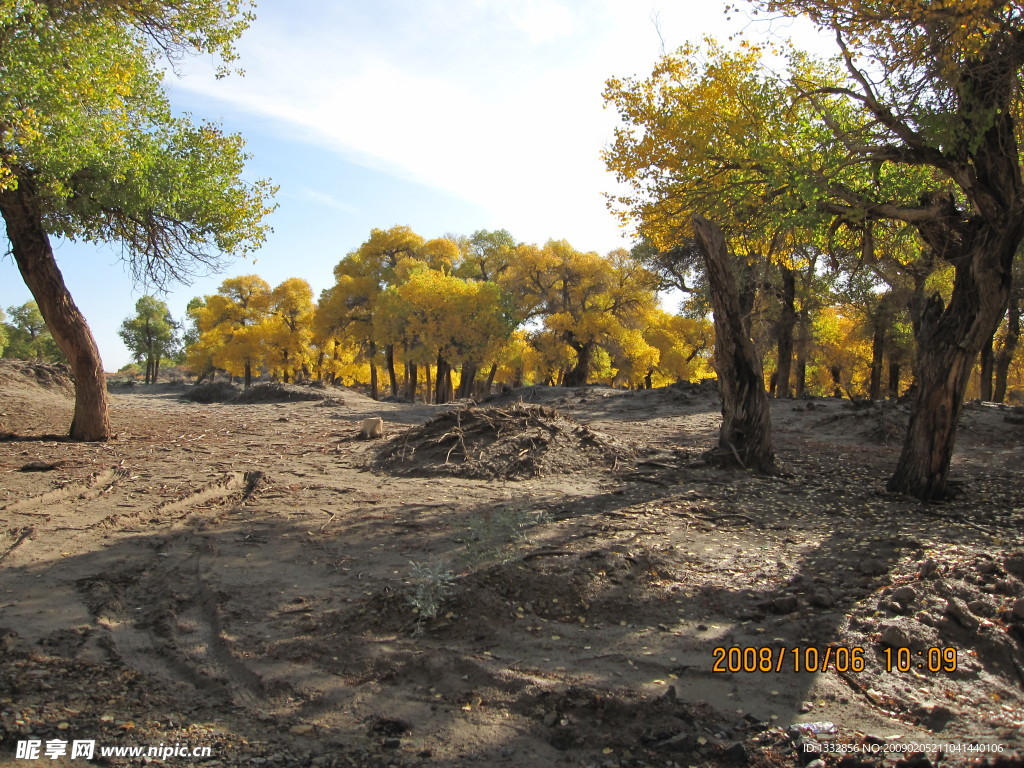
[0,360,1022,768]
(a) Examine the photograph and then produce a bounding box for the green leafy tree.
[0,0,275,439]
[117,296,177,384]
[3,301,65,362]
[607,8,1024,498]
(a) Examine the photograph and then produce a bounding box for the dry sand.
[0,361,1022,767]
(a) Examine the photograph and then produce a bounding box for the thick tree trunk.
[0,180,111,440]
[244,360,252,389]
[888,362,901,399]
[692,215,775,472]
[458,363,478,399]
[563,340,593,387]
[484,363,498,395]
[888,230,1020,499]
[435,354,450,405]
[774,266,796,398]
[316,350,326,382]
[425,364,433,404]
[367,340,379,400]
[979,332,995,401]
[994,295,1020,403]
[386,345,398,398]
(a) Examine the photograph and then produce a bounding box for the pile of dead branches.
[375,403,634,479]
[231,382,330,403]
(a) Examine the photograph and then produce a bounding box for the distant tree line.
[170,224,1024,406]
[182,226,712,402]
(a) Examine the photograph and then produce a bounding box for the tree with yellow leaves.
[376,268,514,403]
[190,275,271,387]
[319,226,468,399]
[749,0,1024,498]
[501,241,659,386]
[642,309,713,388]
[265,278,314,383]
[608,5,1024,497]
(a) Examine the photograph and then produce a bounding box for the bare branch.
[834,30,930,151]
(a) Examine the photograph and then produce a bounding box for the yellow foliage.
[643,310,714,386]
[265,278,314,381]
[809,304,873,397]
[190,275,271,380]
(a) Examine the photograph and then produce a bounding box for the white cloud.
[294,188,359,216]
[169,1,826,252]
[505,0,576,43]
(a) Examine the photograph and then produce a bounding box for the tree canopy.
[0,0,275,439]
[118,296,178,384]
[605,2,1024,498]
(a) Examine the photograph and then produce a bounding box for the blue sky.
[0,0,824,370]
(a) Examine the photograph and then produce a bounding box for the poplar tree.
[0,0,275,438]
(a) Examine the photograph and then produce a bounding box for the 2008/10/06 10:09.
[711,646,959,674]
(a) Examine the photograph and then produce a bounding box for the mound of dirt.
[232,382,330,403]
[833,548,1024,738]
[482,383,648,407]
[335,547,678,640]
[180,381,241,403]
[374,402,636,479]
[0,359,75,434]
[814,403,909,444]
[0,359,74,396]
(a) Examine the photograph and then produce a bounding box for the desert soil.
[0,360,1022,768]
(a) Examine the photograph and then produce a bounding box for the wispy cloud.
[293,188,359,216]
[170,0,810,250]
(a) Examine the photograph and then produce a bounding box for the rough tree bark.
[484,363,498,395]
[457,363,478,399]
[979,332,995,401]
[994,294,1020,403]
[367,340,379,401]
[692,215,775,472]
[0,178,111,440]
[434,354,451,404]
[563,339,593,388]
[774,266,796,398]
[889,218,1024,499]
